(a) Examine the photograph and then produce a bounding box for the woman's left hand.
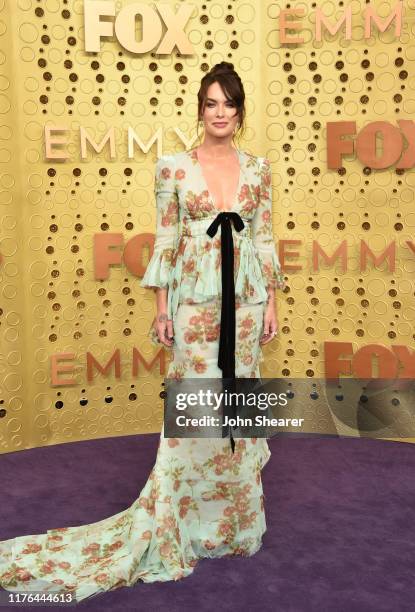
[259,298,279,345]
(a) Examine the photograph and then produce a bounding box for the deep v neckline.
[192,147,243,214]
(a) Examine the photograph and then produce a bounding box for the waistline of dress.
[178,216,252,238]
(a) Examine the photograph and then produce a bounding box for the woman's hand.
[156,312,174,347]
[259,291,279,345]
[155,288,174,347]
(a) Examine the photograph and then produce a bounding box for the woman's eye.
[206,102,235,108]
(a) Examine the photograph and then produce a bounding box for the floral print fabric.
[140,148,285,321]
[0,149,283,602]
[0,301,271,602]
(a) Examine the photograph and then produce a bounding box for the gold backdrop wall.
[0,0,414,454]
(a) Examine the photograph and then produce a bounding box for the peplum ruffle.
[140,247,175,290]
[140,217,284,322]
[254,247,286,292]
[171,233,269,317]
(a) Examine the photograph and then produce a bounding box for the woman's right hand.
[156,312,174,347]
[154,288,174,347]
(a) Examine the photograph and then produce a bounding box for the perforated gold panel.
[0,1,414,454]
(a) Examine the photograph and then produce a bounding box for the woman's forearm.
[267,287,276,305]
[155,288,169,320]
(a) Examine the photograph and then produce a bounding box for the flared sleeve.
[252,157,285,291]
[140,155,179,290]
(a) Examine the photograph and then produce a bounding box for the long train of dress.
[0,300,270,602]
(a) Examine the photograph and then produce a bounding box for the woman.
[0,62,285,602]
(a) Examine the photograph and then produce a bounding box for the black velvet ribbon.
[206,212,245,453]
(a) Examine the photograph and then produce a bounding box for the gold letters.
[279,1,403,44]
[327,121,415,170]
[83,0,195,54]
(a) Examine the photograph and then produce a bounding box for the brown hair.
[196,61,246,145]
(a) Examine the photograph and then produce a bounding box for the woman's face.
[200,81,240,140]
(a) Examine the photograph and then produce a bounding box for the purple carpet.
[1,434,415,611]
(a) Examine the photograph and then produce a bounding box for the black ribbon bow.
[206,212,245,454]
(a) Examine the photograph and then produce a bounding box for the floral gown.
[0,149,285,602]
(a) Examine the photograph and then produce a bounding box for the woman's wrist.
[266,287,276,303]
[155,287,169,317]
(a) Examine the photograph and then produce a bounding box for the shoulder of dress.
[242,151,269,170]
[258,156,271,170]
[176,150,194,164]
[155,154,177,177]
[158,150,194,166]
[156,153,176,165]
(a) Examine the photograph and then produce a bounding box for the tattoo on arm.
[158,313,168,322]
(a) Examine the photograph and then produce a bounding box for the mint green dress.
[0,149,285,602]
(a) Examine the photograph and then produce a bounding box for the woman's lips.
[212,123,228,127]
